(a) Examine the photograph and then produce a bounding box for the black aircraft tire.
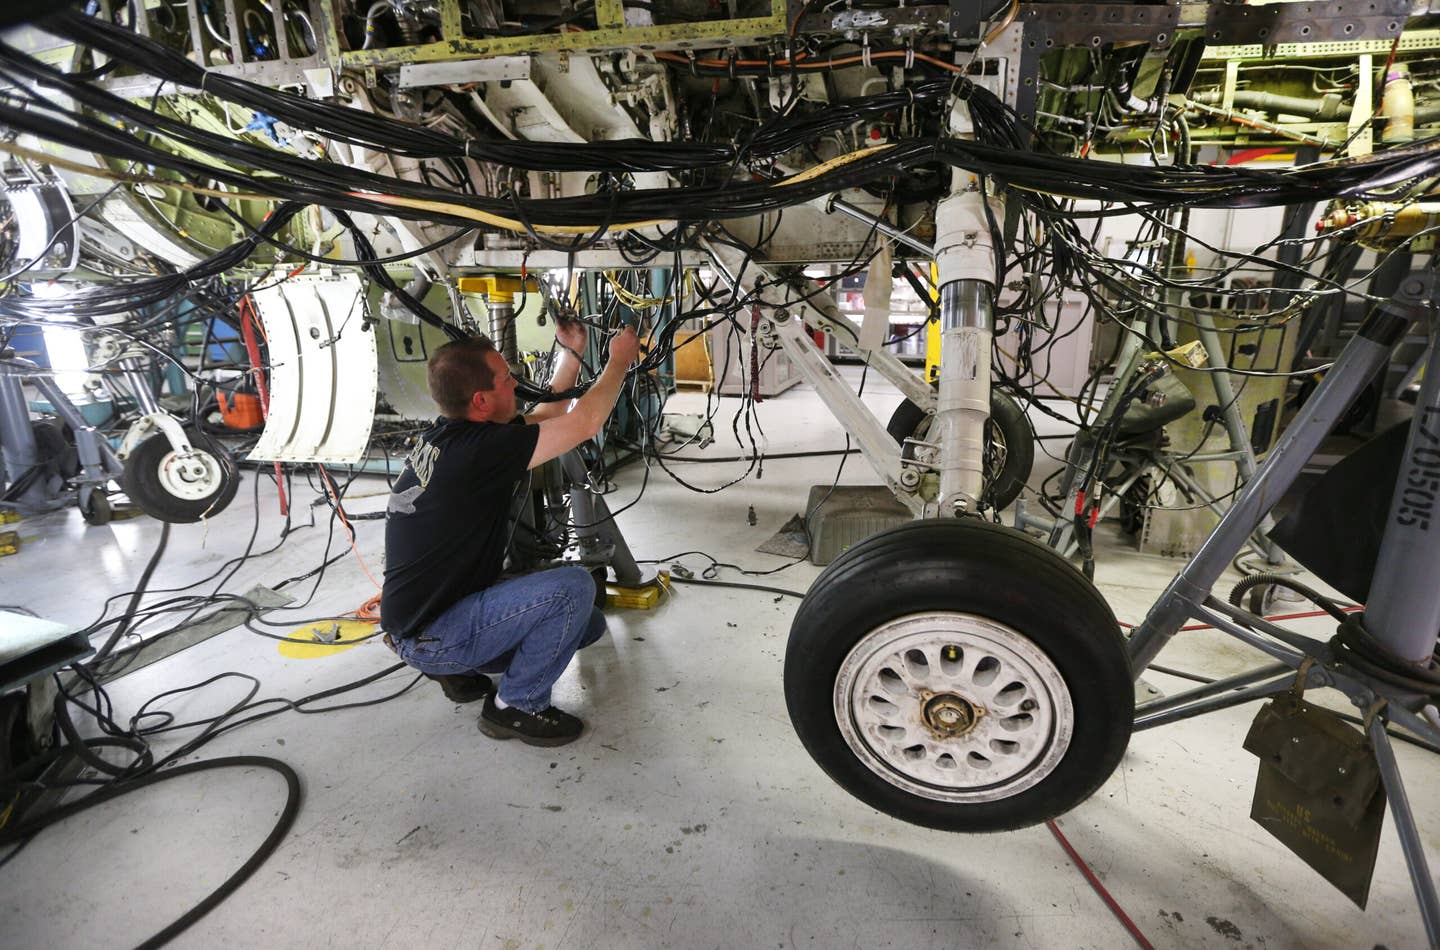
[784,518,1133,832]
[80,490,112,526]
[885,389,1034,510]
[122,426,239,523]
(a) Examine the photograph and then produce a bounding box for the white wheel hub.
[833,612,1074,803]
[156,448,224,501]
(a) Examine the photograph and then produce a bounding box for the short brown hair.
[427,336,497,417]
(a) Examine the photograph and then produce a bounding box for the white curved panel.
[247,273,377,464]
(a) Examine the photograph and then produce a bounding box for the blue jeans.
[394,566,607,713]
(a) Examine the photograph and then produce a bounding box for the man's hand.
[608,327,641,367]
[528,325,645,469]
[555,318,587,354]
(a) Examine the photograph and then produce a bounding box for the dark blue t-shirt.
[380,415,539,637]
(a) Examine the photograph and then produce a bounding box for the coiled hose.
[1227,571,1351,624]
[1229,572,1440,697]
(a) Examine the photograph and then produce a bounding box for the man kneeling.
[381,322,641,747]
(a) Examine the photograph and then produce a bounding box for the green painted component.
[512,294,551,355]
[1202,29,1440,61]
[116,175,241,255]
[594,0,627,29]
[339,4,788,67]
[313,0,345,63]
[439,0,464,39]
[87,92,320,261]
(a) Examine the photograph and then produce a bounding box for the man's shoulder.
[460,418,537,444]
[433,418,537,469]
[434,416,535,434]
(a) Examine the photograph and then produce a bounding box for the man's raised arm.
[524,318,588,424]
[528,327,640,469]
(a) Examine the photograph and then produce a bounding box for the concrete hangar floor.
[3,366,1436,949]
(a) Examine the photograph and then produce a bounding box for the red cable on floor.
[1116,604,1363,631]
[1179,604,1362,631]
[1046,819,1155,950]
[1087,605,1367,943]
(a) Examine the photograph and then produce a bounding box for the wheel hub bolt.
[923,693,979,737]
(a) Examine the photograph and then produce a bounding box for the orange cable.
[355,593,382,621]
[317,466,385,617]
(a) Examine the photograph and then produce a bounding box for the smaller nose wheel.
[122,426,240,523]
[887,389,1035,511]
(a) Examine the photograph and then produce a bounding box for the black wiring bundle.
[0,459,432,948]
[44,10,959,173]
[2,38,1438,237]
[0,203,304,321]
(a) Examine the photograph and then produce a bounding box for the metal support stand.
[1133,661,1294,728]
[1362,319,1440,663]
[0,354,124,514]
[0,355,52,511]
[1128,309,1410,671]
[1033,309,1285,563]
[1125,273,1440,942]
[1192,308,1286,566]
[559,448,652,587]
[1368,715,1440,945]
[1044,316,1146,551]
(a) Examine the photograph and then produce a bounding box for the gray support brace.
[1364,321,1440,663]
[1367,715,1440,946]
[1127,314,1407,673]
[0,359,48,510]
[559,449,648,586]
[1192,308,1285,564]
[699,237,934,411]
[1046,316,1147,549]
[29,374,123,484]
